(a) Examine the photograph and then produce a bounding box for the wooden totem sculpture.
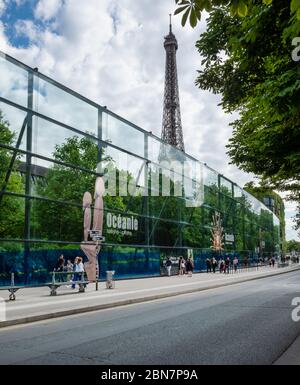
[81,177,105,281]
[211,211,224,252]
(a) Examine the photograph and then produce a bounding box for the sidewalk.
[1,264,299,328]
[273,333,300,365]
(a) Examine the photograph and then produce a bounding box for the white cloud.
[0,0,299,241]
[0,0,5,16]
[34,0,63,21]
[15,19,40,41]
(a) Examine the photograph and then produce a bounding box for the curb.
[1,266,300,329]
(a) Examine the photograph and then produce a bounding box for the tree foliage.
[34,136,126,243]
[286,239,300,252]
[0,112,24,239]
[175,0,300,235]
[175,0,300,27]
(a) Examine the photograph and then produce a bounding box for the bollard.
[9,273,16,300]
[106,270,115,289]
[52,270,56,285]
[79,271,85,292]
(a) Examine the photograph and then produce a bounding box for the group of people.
[206,256,239,274]
[268,257,276,267]
[164,256,240,277]
[54,254,85,289]
[164,256,194,277]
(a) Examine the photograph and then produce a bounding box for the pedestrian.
[72,257,85,289]
[219,259,225,273]
[178,257,182,275]
[186,257,194,277]
[165,257,172,277]
[271,257,275,267]
[211,257,217,273]
[54,254,65,282]
[66,259,73,284]
[181,258,186,275]
[233,256,238,272]
[225,257,230,274]
[206,258,211,273]
[269,258,272,267]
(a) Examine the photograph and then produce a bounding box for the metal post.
[96,108,103,291]
[97,108,103,166]
[144,133,150,269]
[24,71,34,284]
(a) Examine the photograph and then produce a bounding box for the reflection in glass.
[34,77,98,135]
[0,55,28,107]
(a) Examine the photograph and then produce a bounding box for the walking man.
[165,258,172,276]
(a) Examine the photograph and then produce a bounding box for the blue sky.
[1,0,37,47]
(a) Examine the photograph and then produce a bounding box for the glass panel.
[220,177,232,197]
[150,219,181,247]
[234,185,243,198]
[100,245,160,279]
[103,113,144,157]
[148,135,187,165]
[0,102,28,151]
[0,55,28,107]
[204,185,218,208]
[32,117,99,170]
[203,166,218,187]
[34,77,98,135]
[0,194,25,239]
[0,149,26,194]
[0,240,25,286]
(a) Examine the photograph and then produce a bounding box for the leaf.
[190,7,198,27]
[203,0,213,12]
[230,3,238,17]
[291,0,300,13]
[174,5,190,15]
[263,0,273,5]
[181,7,190,27]
[237,1,248,17]
[195,8,202,21]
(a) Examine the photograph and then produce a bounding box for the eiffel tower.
[159,15,185,161]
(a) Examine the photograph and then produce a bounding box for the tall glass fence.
[0,51,281,285]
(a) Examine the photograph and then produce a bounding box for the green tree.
[0,112,24,240]
[33,135,126,243]
[286,239,300,252]
[174,0,300,27]
[174,0,300,234]
[244,182,285,251]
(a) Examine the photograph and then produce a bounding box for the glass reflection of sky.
[0,54,279,222]
[0,56,28,107]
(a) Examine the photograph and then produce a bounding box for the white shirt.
[75,262,84,272]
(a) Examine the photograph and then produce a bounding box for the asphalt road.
[1,269,300,365]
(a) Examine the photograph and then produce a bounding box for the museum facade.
[0,51,281,285]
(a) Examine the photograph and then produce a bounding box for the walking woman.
[186,257,194,277]
[178,257,186,276]
[72,257,85,289]
[211,257,217,273]
[233,256,239,272]
[219,259,225,273]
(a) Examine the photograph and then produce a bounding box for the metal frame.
[0,51,281,282]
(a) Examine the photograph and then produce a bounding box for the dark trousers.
[56,269,65,282]
[71,273,79,288]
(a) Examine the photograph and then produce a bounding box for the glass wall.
[0,51,281,285]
